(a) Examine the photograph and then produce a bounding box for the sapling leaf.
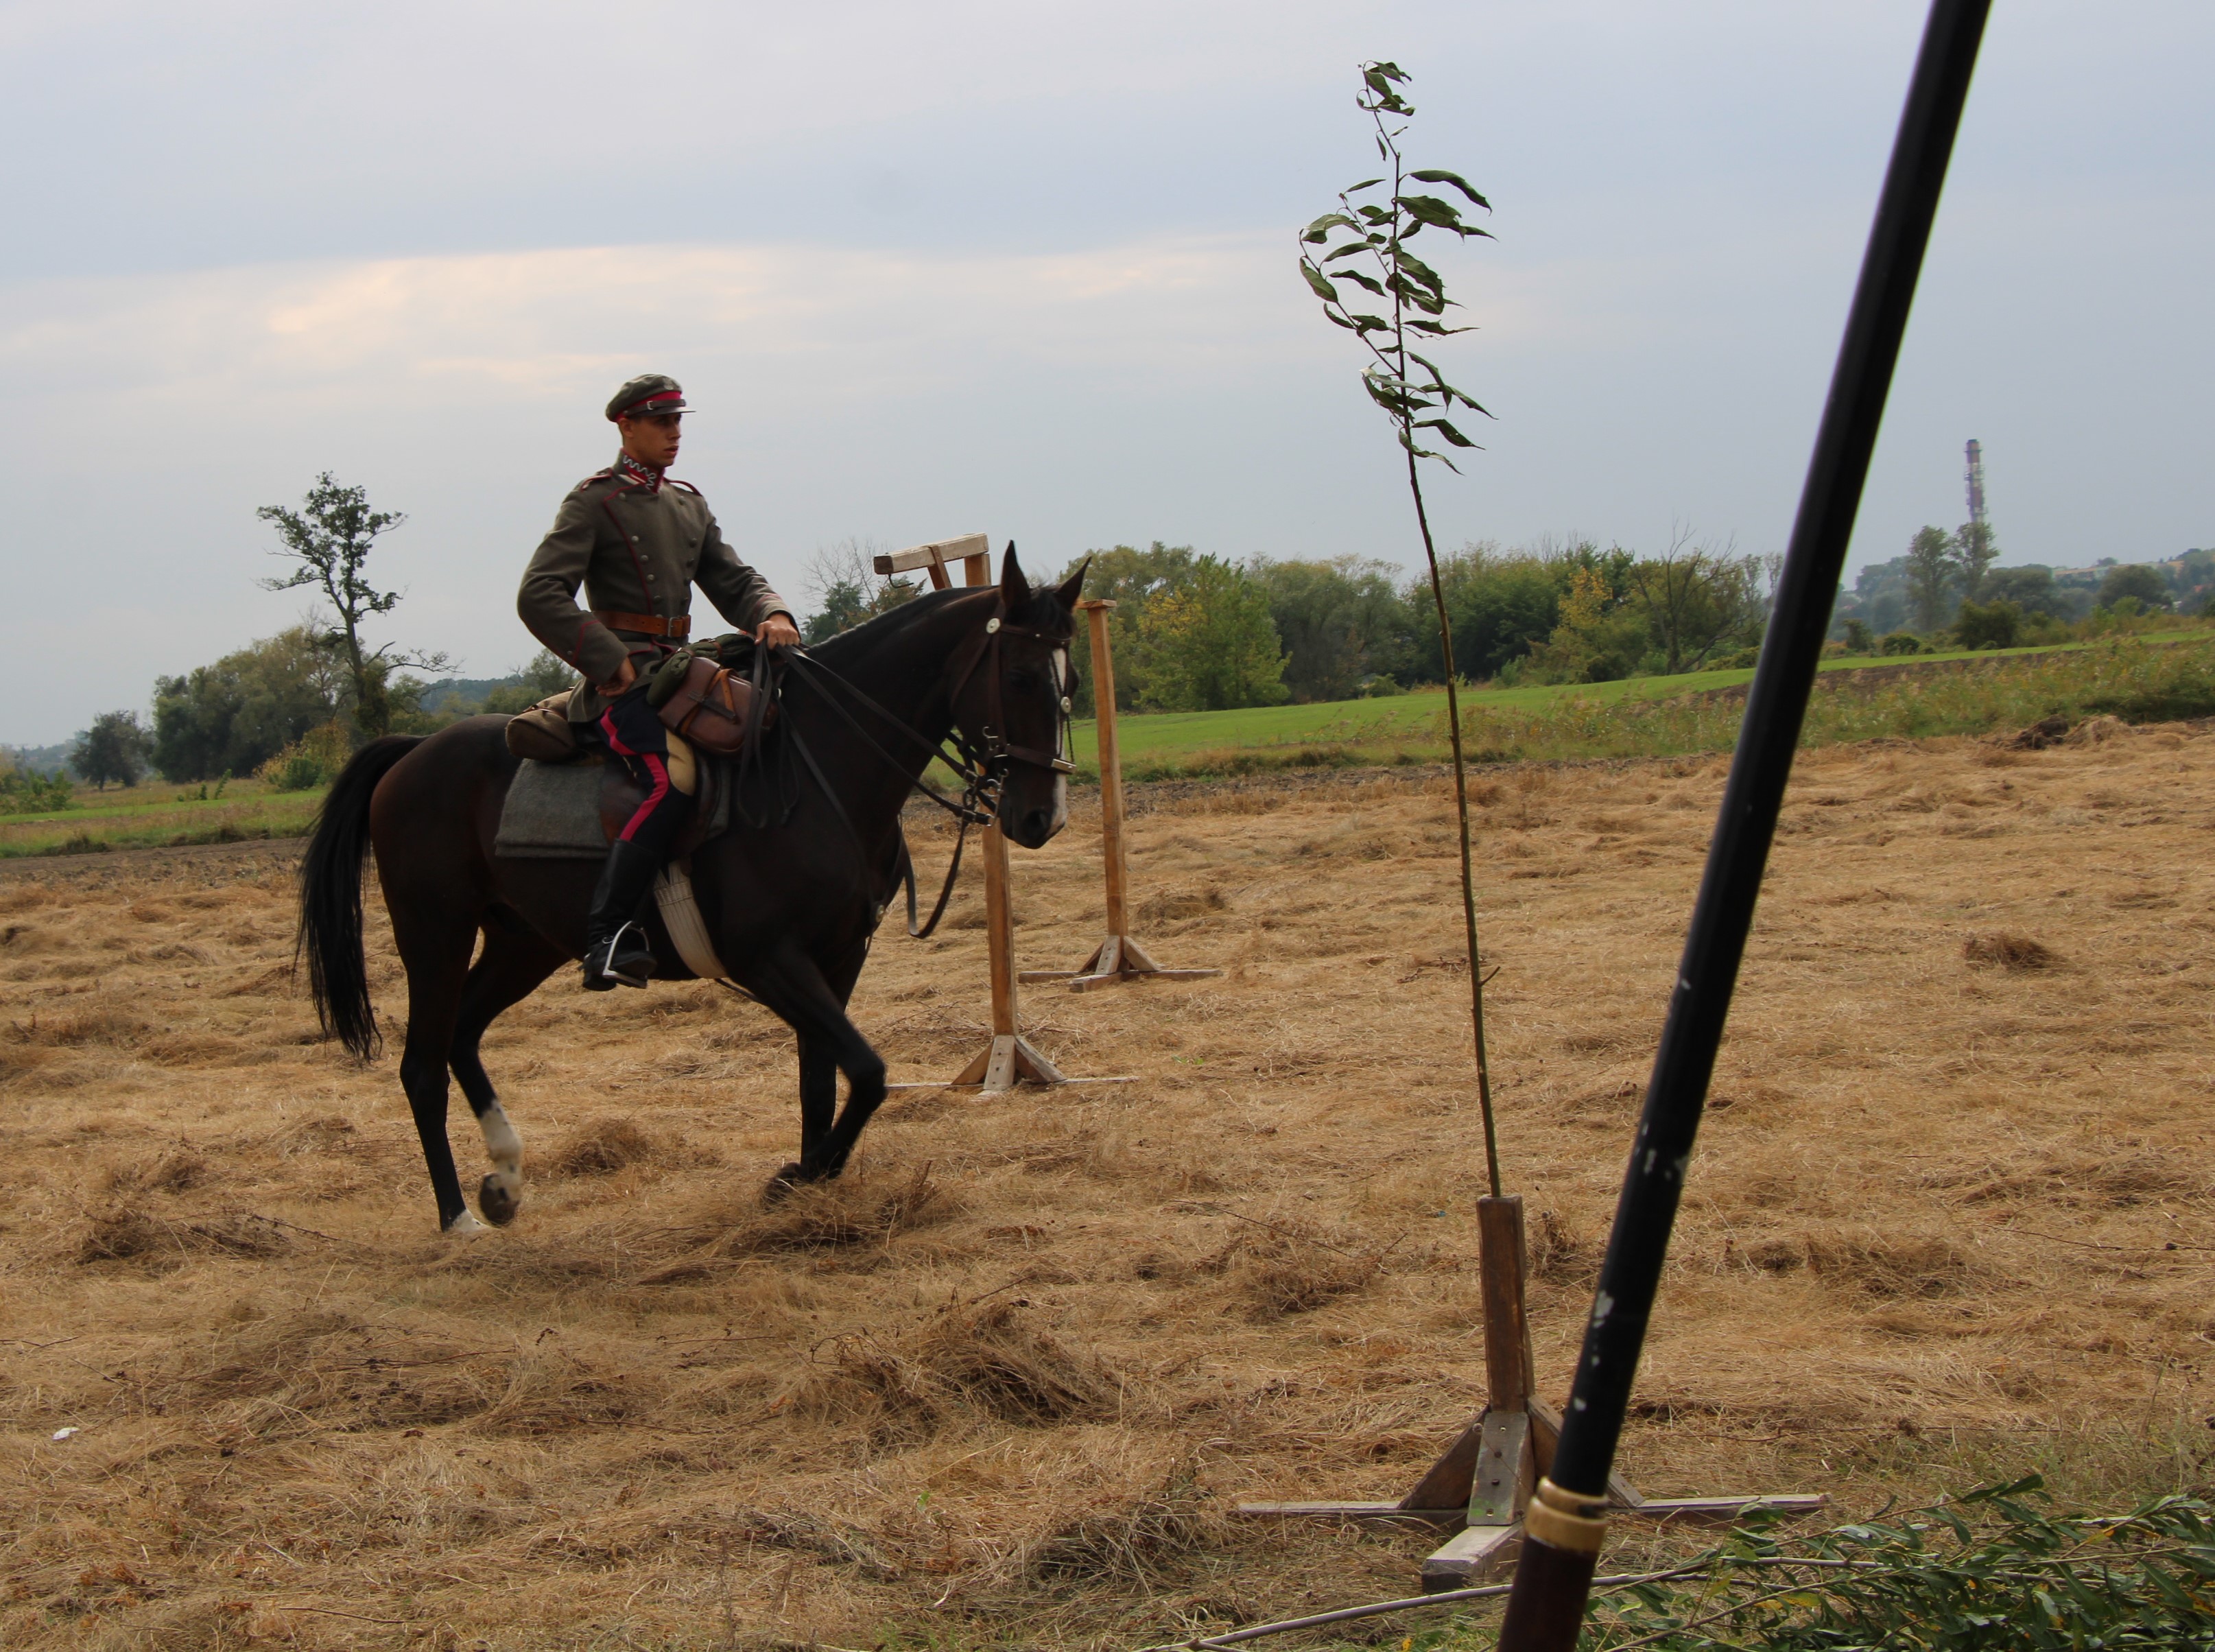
[1395,248,1447,292]
[1396,193,1465,229]
[1417,418,1479,447]
[1301,211,1357,242]
[1408,168,1492,210]
[1300,263,1340,302]
[1334,269,1387,296]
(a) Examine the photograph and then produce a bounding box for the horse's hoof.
[478,1175,519,1227]
[444,1208,491,1238]
[763,1164,805,1204]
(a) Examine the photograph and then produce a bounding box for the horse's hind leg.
[390,909,484,1233]
[451,921,565,1227]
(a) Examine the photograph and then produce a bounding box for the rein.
[776,591,1075,939]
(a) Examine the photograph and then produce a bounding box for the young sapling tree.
[1300,60,1504,1190]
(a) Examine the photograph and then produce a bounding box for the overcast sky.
[3,0,2208,744]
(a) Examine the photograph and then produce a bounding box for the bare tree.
[257,473,450,737]
[1623,526,1764,674]
[801,536,917,644]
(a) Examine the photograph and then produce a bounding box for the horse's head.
[948,545,1085,849]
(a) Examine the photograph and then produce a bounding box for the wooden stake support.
[943,818,1067,1092]
[1233,1194,1825,1592]
[1020,598,1224,993]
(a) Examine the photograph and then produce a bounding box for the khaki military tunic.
[518,460,792,724]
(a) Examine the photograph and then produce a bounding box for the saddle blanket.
[493,739,725,860]
[493,755,608,859]
[492,754,734,983]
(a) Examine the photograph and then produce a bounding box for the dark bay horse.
[297,549,1082,1234]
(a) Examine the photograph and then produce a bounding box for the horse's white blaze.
[1047,647,1072,833]
[479,1103,523,1201]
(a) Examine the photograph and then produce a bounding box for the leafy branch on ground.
[1573,1477,2215,1651]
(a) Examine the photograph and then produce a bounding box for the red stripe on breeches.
[600,707,679,846]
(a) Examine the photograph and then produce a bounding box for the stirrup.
[582,921,653,991]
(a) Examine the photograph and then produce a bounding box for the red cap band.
[617,390,685,418]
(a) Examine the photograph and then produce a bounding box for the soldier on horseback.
[518,374,802,991]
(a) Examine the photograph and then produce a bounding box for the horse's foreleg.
[784,1034,839,1188]
[450,924,565,1225]
[744,943,886,1194]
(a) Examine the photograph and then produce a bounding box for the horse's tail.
[298,735,423,1059]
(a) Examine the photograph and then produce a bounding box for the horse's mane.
[807,586,975,665]
[806,578,1073,666]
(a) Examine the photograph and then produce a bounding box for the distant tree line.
[1001,533,1777,717]
[1834,528,2211,654]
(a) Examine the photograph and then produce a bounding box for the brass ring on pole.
[1524,1480,1609,1555]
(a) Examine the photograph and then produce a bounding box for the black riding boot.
[581,839,661,991]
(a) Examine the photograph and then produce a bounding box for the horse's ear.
[998,541,1031,607]
[1054,557,1091,611]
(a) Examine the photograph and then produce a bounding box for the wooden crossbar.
[875,534,991,590]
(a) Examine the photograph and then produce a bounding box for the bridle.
[776,589,1076,937]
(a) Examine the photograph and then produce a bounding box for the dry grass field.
[2,721,2211,1650]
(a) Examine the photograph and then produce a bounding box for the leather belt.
[593,610,690,639]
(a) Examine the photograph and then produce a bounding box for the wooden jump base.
[1020,599,1224,994]
[1233,1195,1823,1592]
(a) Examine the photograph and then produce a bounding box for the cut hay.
[552,1115,655,1175]
[788,1296,1119,1438]
[2,727,2212,1643]
[75,1207,291,1265]
[1964,932,2057,971]
[1200,1220,1384,1319]
[1020,1469,1222,1587]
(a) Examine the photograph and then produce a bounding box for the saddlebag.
[650,654,775,757]
[504,690,580,762]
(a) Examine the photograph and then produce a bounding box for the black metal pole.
[1497,3,1990,1645]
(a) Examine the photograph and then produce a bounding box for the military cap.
[605,373,692,422]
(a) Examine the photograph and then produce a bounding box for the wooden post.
[943,548,1063,1094]
[1091,600,1131,942]
[1020,598,1223,993]
[1231,1191,1824,1590]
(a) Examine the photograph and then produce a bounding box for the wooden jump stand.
[870,536,1127,1096]
[1021,599,1223,993]
[1235,1194,1823,1590]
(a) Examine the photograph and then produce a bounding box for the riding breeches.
[598,686,695,856]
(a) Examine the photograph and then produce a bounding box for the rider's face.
[617,412,682,469]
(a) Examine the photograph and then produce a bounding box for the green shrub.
[254,721,352,792]
[1879,630,1925,655]
[0,766,74,814]
[1954,598,2022,650]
